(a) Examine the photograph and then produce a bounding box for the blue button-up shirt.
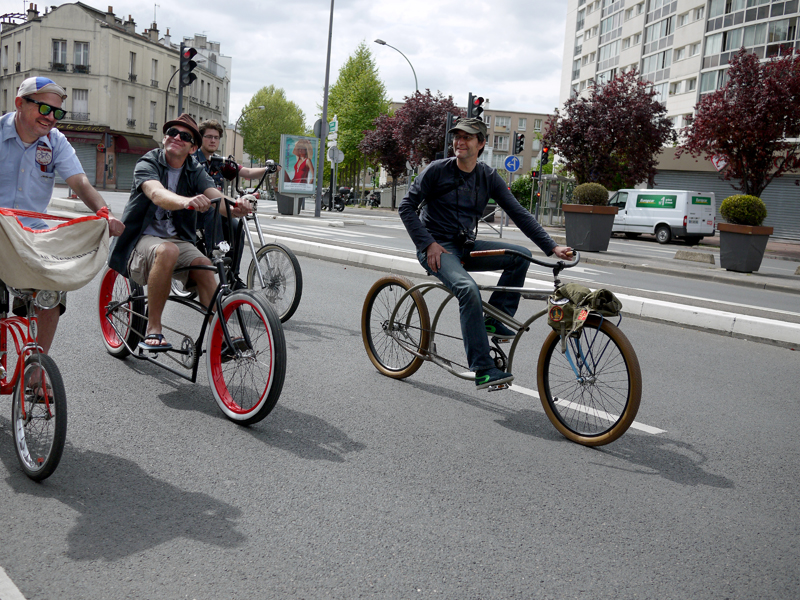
[0,112,84,228]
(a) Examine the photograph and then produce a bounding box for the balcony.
[128,73,137,82]
[15,62,20,72]
[50,62,67,72]
[151,79,159,88]
[127,118,136,127]
[70,112,90,121]
[72,64,90,74]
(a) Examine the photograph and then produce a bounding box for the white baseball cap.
[16,77,67,100]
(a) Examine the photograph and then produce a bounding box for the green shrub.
[719,195,767,226]
[572,182,609,205]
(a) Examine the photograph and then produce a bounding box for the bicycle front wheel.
[98,267,146,358]
[246,243,303,323]
[361,276,430,379]
[537,316,642,446]
[206,291,286,425]
[12,354,67,481]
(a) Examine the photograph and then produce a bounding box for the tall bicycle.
[1,283,66,480]
[361,250,642,446]
[99,197,286,425]
[183,156,303,323]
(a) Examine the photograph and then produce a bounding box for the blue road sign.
[504,155,521,172]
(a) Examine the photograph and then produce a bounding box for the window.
[724,28,743,51]
[674,46,686,61]
[636,2,644,15]
[633,33,642,44]
[625,7,634,20]
[669,81,682,95]
[151,59,158,86]
[705,33,723,56]
[694,6,705,20]
[129,52,136,77]
[1,45,6,70]
[678,12,689,27]
[518,118,527,131]
[72,89,88,120]
[16,42,20,65]
[689,42,701,56]
[768,18,795,43]
[598,40,621,62]
[52,40,67,67]
[642,51,671,74]
[531,139,541,151]
[743,23,767,47]
[74,42,89,66]
[700,69,727,93]
[127,96,135,126]
[149,101,157,129]
[623,37,631,49]
[483,115,491,126]
[534,119,542,131]
[495,116,511,129]
[493,135,509,151]
[687,78,697,91]
[168,104,175,120]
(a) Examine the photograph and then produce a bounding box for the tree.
[359,113,407,208]
[679,49,800,197]
[392,90,464,167]
[239,86,306,165]
[545,69,676,190]
[325,42,390,192]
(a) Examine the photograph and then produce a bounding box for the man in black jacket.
[108,114,251,351]
[399,118,571,390]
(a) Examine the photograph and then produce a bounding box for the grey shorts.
[128,235,208,287]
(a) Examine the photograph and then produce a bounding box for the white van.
[607,189,716,244]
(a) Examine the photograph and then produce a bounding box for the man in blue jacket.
[399,118,571,390]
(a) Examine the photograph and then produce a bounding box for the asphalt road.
[1,255,798,599]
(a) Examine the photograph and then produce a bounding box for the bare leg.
[145,242,179,344]
[189,256,217,310]
[34,306,59,354]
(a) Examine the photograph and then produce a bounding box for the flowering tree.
[545,69,676,190]
[679,49,800,197]
[359,113,407,208]
[392,90,464,167]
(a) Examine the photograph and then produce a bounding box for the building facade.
[559,0,800,240]
[0,2,231,190]
[477,107,554,180]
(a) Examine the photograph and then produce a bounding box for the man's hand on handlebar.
[552,245,574,260]
[232,195,254,217]
[184,194,213,212]
[107,215,125,237]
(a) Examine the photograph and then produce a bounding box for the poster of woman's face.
[280,135,318,194]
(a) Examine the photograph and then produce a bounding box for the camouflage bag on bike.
[547,282,623,337]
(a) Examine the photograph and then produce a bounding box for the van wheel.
[684,236,702,246]
[655,225,671,244]
[624,233,640,239]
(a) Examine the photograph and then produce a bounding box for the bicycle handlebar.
[469,248,581,270]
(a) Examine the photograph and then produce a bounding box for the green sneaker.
[475,367,514,390]
[485,317,515,339]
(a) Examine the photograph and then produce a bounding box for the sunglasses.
[24,97,67,120]
[165,127,195,144]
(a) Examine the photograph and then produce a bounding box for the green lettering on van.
[636,194,677,209]
[692,196,711,205]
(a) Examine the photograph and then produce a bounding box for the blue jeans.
[417,239,532,372]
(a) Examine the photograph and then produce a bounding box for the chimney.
[27,3,39,21]
[163,28,171,46]
[106,6,115,25]
[149,22,159,43]
[123,14,135,34]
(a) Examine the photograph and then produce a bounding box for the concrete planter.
[562,204,618,252]
[718,223,773,273]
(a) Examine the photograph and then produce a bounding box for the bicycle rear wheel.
[246,243,303,323]
[537,316,641,446]
[361,276,430,379]
[12,354,67,481]
[206,291,286,425]
[98,267,146,358]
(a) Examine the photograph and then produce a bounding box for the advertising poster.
[279,134,318,195]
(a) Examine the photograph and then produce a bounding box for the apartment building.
[478,107,554,179]
[0,3,231,190]
[560,0,800,240]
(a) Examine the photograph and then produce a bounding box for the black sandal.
[138,333,173,352]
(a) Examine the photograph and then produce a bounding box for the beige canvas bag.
[0,208,109,291]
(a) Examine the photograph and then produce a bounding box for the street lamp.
[233,105,265,161]
[374,39,418,92]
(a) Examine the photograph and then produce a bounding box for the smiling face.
[452,131,485,163]
[163,124,198,166]
[14,91,63,143]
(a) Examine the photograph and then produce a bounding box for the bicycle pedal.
[490,336,511,344]
[487,383,510,392]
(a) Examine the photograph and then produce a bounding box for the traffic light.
[180,45,198,87]
[541,143,550,166]
[513,132,525,155]
[467,92,484,119]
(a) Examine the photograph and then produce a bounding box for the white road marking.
[0,566,26,600]
[511,384,666,435]
[260,223,393,239]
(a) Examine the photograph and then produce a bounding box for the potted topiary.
[717,195,773,273]
[562,182,618,252]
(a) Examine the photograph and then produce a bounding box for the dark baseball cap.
[448,117,487,137]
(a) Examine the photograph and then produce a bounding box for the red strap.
[0,208,72,222]
[96,206,110,220]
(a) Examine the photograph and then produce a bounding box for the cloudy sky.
[95,0,568,126]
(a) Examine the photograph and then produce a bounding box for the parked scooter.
[321,187,346,212]
[367,190,381,207]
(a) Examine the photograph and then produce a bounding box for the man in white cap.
[0,76,125,353]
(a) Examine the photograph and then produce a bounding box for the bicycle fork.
[560,320,610,385]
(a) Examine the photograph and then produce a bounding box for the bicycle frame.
[386,280,552,381]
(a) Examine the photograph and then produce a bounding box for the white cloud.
[106,0,567,127]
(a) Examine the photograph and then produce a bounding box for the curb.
[252,230,800,348]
